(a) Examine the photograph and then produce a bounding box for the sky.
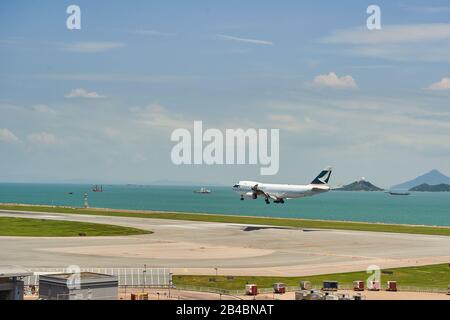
[1,0,450,187]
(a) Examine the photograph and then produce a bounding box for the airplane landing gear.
[240,195,244,201]
[265,198,270,204]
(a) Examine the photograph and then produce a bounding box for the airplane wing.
[252,184,287,203]
[268,194,280,200]
[251,184,269,198]
[267,193,287,203]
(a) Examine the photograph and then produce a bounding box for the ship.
[388,191,410,196]
[194,187,211,194]
[92,185,103,192]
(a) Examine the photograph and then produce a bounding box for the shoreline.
[1,202,450,236]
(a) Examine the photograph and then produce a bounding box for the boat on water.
[388,191,410,196]
[92,185,103,192]
[194,187,211,194]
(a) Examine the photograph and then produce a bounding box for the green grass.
[0,217,151,237]
[173,264,450,291]
[1,203,450,236]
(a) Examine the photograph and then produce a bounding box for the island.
[409,184,450,192]
[336,180,384,192]
[392,169,450,190]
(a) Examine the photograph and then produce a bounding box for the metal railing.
[169,284,448,296]
[54,293,118,300]
[22,269,448,296]
[24,267,172,287]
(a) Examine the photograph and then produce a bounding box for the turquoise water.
[0,183,449,226]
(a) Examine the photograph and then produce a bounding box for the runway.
[1,210,450,276]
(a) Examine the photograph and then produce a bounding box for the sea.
[0,183,449,227]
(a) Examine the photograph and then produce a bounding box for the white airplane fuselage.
[233,181,330,199]
[232,167,332,204]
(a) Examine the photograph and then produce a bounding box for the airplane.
[232,167,332,204]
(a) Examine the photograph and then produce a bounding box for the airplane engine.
[244,192,257,199]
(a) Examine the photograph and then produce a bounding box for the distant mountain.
[409,183,450,192]
[337,180,384,192]
[392,170,450,190]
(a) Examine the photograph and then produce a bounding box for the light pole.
[143,264,147,292]
[83,193,89,208]
[168,273,173,299]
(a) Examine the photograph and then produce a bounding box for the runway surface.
[1,210,450,276]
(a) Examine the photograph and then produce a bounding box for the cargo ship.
[92,185,103,192]
[194,187,211,194]
[388,191,410,196]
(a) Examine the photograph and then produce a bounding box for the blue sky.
[1,0,450,186]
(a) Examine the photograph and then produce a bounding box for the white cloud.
[216,34,274,45]
[130,29,175,36]
[0,128,19,143]
[312,72,358,90]
[131,153,148,163]
[384,133,450,151]
[65,88,105,99]
[343,43,450,63]
[427,77,450,91]
[63,41,125,53]
[322,24,450,62]
[264,96,450,148]
[27,132,61,146]
[322,24,450,45]
[267,114,321,134]
[101,127,121,139]
[131,103,193,129]
[267,114,298,123]
[33,73,200,84]
[0,37,26,48]
[400,4,450,14]
[32,104,57,115]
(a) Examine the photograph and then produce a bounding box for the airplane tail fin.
[311,167,332,185]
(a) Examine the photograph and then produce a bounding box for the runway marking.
[35,241,276,260]
[281,249,395,261]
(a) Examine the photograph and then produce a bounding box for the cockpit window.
[233,184,240,188]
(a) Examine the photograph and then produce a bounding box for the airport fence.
[173,284,245,296]
[22,269,448,295]
[296,284,447,294]
[165,284,448,296]
[24,267,172,287]
[53,293,119,300]
[395,286,447,294]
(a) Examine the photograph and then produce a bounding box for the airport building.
[39,272,118,300]
[0,265,32,300]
